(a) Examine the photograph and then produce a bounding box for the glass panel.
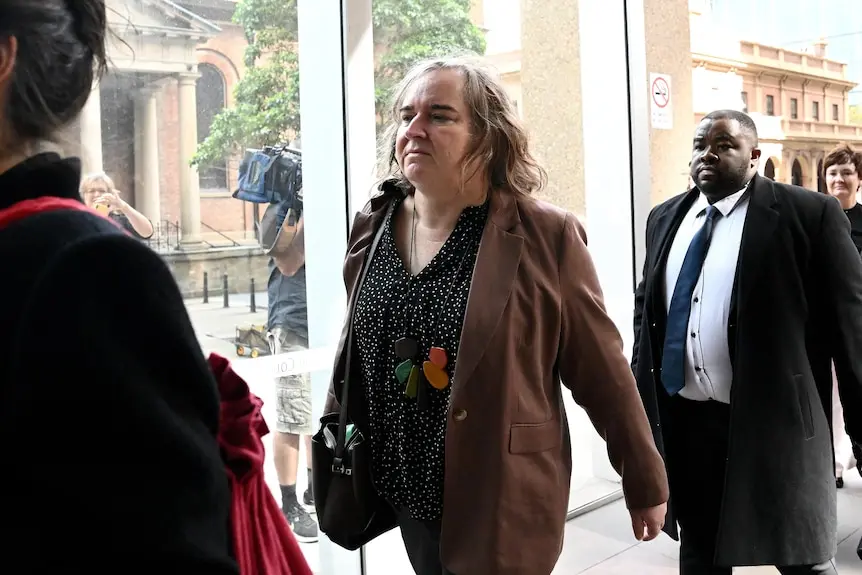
[359,0,633,572]
[98,1,353,572]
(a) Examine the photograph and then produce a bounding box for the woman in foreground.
[0,1,237,571]
[323,55,669,575]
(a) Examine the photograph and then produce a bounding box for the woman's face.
[825,161,860,206]
[81,181,111,207]
[395,69,473,191]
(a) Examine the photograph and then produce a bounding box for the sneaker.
[285,502,318,543]
[303,488,314,508]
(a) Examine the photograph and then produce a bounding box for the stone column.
[520,0,584,216]
[642,0,694,204]
[177,73,202,245]
[469,0,484,26]
[134,86,161,223]
[809,155,820,191]
[79,82,103,175]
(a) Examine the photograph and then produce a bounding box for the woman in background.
[822,143,862,487]
[80,172,154,239]
[0,1,237,570]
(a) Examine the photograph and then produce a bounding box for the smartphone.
[94,204,110,216]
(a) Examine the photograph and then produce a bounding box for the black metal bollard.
[223,274,229,308]
[249,278,257,313]
[202,271,209,303]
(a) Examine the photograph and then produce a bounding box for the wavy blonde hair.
[79,172,115,195]
[377,55,547,196]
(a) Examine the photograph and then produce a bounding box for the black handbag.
[311,201,397,550]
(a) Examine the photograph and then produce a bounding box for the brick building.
[68,0,255,250]
[689,1,862,193]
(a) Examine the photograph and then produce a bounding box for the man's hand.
[629,503,667,542]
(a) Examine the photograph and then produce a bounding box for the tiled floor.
[187,296,862,574]
[559,469,862,574]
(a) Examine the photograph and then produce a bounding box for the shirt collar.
[693,182,750,218]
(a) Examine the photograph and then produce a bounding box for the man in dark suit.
[632,109,862,574]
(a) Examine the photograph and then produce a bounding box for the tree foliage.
[193,0,484,166]
[372,0,486,112]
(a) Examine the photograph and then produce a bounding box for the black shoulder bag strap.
[333,198,397,472]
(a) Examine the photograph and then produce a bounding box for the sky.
[710,0,862,104]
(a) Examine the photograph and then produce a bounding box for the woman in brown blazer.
[324,55,669,575]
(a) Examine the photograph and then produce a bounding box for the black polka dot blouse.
[353,194,489,521]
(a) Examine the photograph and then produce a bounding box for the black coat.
[0,154,238,573]
[632,174,862,566]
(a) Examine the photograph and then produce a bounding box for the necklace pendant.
[404,365,420,398]
[429,346,448,369]
[417,368,430,411]
[395,336,419,360]
[423,360,450,390]
[395,359,413,385]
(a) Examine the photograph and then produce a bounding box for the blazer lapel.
[452,191,523,394]
[731,175,779,318]
[333,183,402,390]
[646,190,699,320]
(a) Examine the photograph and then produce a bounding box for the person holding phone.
[80,172,154,239]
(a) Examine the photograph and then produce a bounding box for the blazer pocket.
[793,374,815,441]
[509,420,562,454]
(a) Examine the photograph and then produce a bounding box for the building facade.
[486,1,862,196]
[65,0,254,250]
[690,2,862,193]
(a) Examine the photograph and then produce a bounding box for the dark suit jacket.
[0,154,238,573]
[325,183,669,575]
[632,174,862,566]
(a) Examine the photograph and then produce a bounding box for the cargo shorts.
[268,327,313,436]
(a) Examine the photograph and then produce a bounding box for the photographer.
[266,196,318,543]
[80,172,154,239]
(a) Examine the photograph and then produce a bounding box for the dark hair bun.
[0,0,107,145]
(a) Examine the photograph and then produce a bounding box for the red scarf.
[0,197,101,228]
[210,354,313,575]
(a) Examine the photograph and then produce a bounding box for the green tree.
[194,0,485,166]
[851,104,862,125]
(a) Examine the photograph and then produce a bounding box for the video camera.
[235,144,303,215]
[234,144,303,255]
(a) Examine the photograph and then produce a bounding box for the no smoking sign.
[649,72,673,130]
[652,77,670,108]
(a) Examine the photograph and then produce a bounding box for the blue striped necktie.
[661,205,722,396]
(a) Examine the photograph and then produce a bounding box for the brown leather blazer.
[325,186,668,575]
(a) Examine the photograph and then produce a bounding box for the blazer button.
[453,409,468,422]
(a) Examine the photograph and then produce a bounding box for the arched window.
[764,158,775,180]
[196,63,227,190]
[792,159,804,187]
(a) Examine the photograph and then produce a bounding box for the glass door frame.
[302,0,656,570]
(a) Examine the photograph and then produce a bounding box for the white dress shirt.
[663,187,749,404]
